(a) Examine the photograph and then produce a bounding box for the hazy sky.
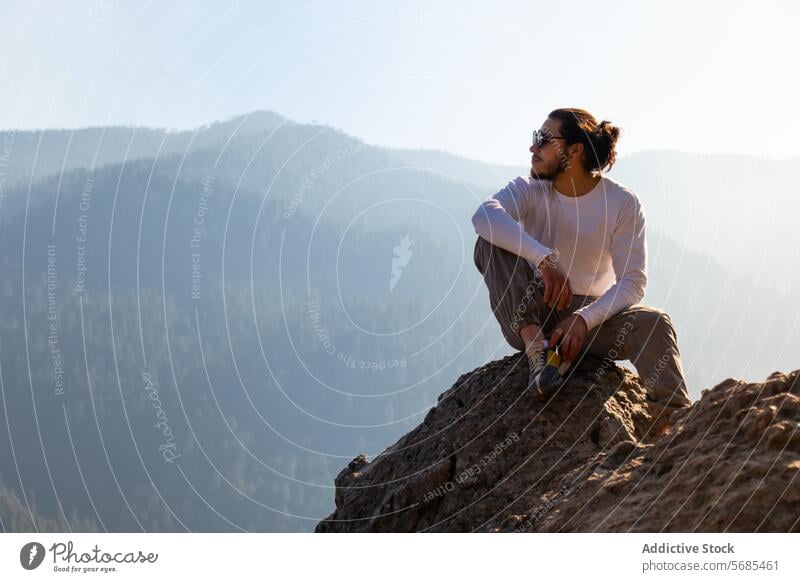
[1,0,798,165]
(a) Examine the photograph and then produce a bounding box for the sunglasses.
[532,129,568,148]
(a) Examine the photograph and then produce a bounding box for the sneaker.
[525,341,548,390]
[526,340,565,395]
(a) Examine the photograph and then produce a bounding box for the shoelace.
[530,349,548,375]
[525,340,548,371]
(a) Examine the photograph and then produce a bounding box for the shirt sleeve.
[471,176,554,267]
[573,195,647,330]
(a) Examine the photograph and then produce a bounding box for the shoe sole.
[533,366,564,397]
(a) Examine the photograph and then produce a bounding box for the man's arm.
[471,176,554,267]
[573,196,647,330]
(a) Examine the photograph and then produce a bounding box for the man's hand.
[538,252,572,310]
[549,314,588,363]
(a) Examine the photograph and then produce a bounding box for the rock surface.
[316,352,800,532]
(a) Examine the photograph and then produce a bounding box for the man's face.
[530,118,568,180]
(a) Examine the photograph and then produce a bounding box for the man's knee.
[474,236,490,274]
[474,236,533,279]
[642,307,676,338]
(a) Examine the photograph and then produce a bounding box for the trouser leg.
[473,236,559,351]
[583,304,692,407]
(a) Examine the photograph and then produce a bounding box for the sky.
[0,0,798,166]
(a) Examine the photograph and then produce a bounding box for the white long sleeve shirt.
[471,174,647,330]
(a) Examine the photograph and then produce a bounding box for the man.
[471,108,692,416]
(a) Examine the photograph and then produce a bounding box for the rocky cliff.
[316,353,800,532]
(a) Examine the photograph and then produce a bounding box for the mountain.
[0,112,517,533]
[316,354,800,532]
[379,147,523,192]
[611,150,800,289]
[0,111,292,188]
[0,111,797,532]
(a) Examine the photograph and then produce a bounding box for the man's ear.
[568,142,584,163]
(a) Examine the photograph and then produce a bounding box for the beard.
[530,156,568,181]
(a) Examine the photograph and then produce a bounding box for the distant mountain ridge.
[0,110,521,192]
[0,110,291,188]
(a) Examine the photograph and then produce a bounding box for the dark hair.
[548,108,621,172]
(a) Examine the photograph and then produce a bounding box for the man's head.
[530,108,621,181]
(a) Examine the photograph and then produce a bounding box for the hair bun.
[595,120,620,140]
[592,120,620,170]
